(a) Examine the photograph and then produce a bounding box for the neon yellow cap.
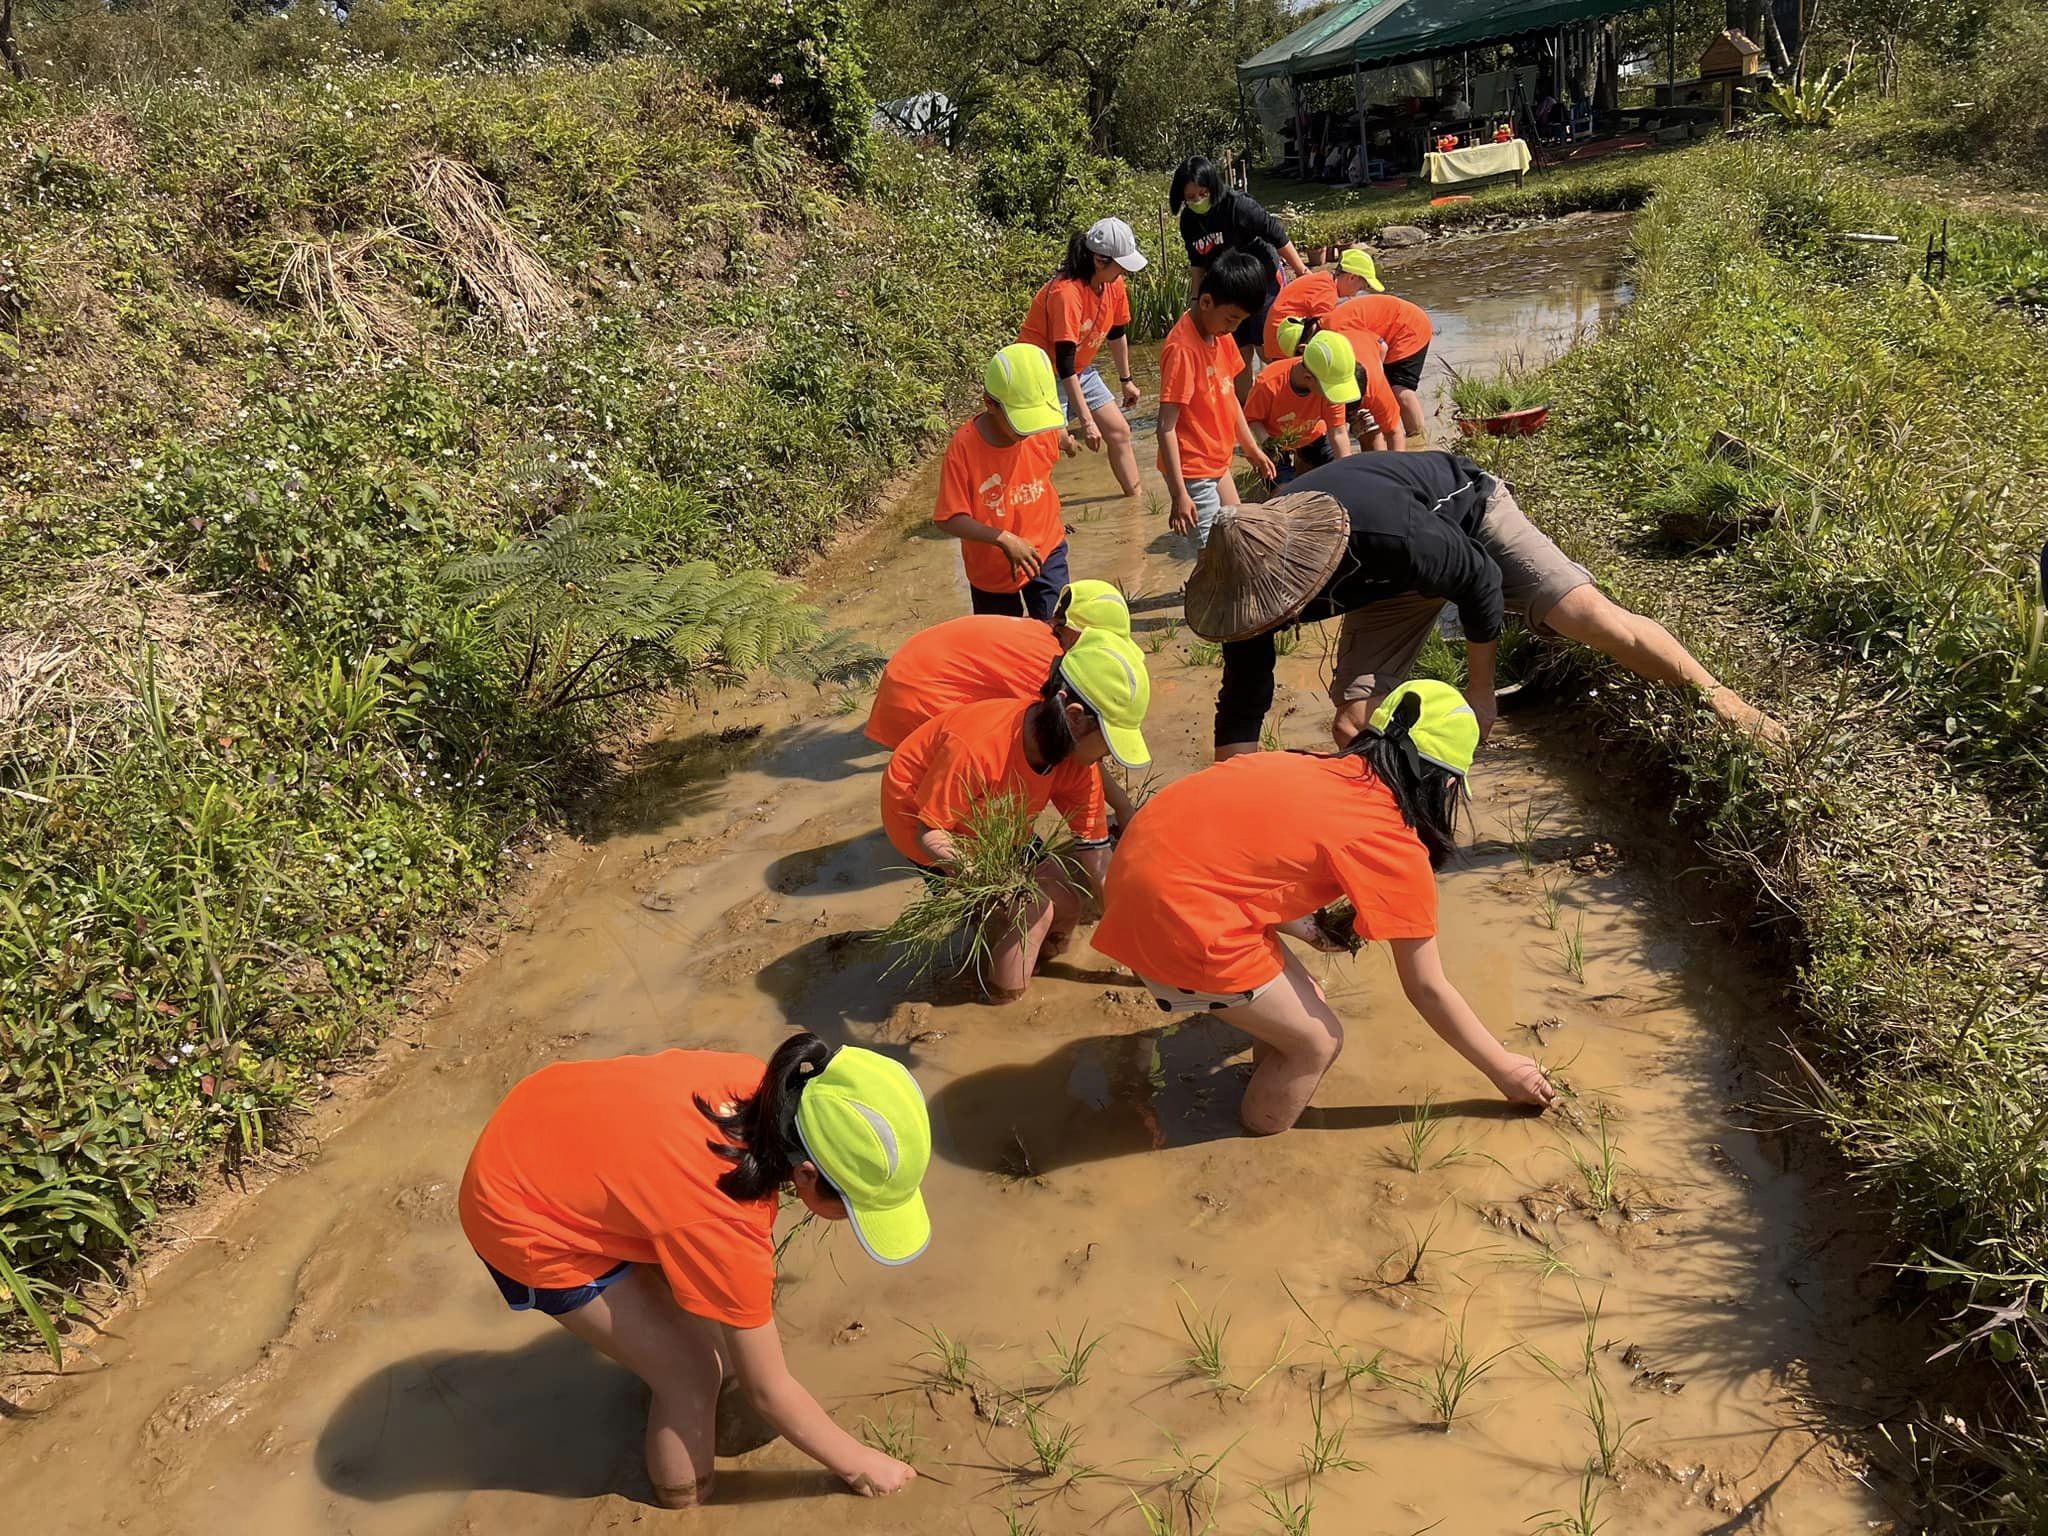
[793,1046,932,1266]
[1303,331,1362,405]
[1339,247,1387,290]
[1057,629,1151,770]
[1054,579,1131,637]
[985,343,1065,436]
[1369,679,1480,777]
[1274,316,1308,358]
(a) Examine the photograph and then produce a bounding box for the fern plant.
[441,506,874,714]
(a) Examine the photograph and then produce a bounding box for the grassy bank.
[0,53,1089,1355]
[1464,138,2048,1523]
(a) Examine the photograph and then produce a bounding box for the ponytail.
[1026,663,1096,770]
[1056,230,1096,283]
[1338,691,1464,869]
[696,1032,841,1203]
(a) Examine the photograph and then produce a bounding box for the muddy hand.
[1081,417,1103,452]
[1492,1053,1555,1108]
[1169,497,1197,536]
[844,1451,916,1497]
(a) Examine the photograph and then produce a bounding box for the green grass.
[874,792,1074,984]
[858,1402,921,1462]
[1173,1283,1233,1389]
[1039,1319,1105,1392]
[1404,1310,1514,1431]
[1464,124,2048,1514]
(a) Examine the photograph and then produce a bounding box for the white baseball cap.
[1083,217,1149,273]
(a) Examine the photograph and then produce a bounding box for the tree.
[2,0,26,83]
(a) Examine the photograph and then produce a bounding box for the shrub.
[962,84,1102,234]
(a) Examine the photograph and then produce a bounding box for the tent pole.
[1352,61,1367,166]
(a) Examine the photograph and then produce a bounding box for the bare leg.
[1217,952,1344,1134]
[1396,387,1426,439]
[553,1265,725,1508]
[986,865,1084,1001]
[1331,698,1373,748]
[1093,398,1142,497]
[1542,585,1786,747]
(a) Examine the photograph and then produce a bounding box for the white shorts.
[1138,972,1282,1016]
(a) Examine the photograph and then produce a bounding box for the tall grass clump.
[875,793,1075,983]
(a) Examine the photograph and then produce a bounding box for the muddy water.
[8,219,1895,1535]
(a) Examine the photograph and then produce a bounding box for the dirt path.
[7,220,1904,1534]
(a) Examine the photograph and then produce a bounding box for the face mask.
[1186,196,1212,215]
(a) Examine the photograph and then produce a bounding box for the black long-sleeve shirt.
[1215,452,1501,748]
[1179,189,1290,282]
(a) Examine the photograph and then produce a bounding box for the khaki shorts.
[1329,478,1594,707]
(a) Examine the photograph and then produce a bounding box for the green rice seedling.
[1449,365,1551,419]
[1530,1294,1647,1479]
[1301,1388,1368,1476]
[832,690,863,715]
[1148,1424,1241,1531]
[1398,1091,1442,1171]
[1408,1311,1515,1430]
[772,1208,817,1267]
[1187,639,1223,668]
[1273,626,1303,657]
[1262,723,1283,752]
[907,1321,976,1392]
[1145,628,1173,655]
[1039,1319,1105,1391]
[1280,1278,1399,1390]
[1562,1112,1632,1213]
[1371,1209,1485,1290]
[875,791,1076,984]
[1174,1283,1233,1388]
[1130,1493,1179,1536]
[1529,1461,1610,1534]
[997,1509,1040,1536]
[1017,1396,1087,1478]
[1555,911,1586,982]
[1509,801,1549,872]
[1254,1482,1315,1534]
[1538,874,1565,931]
[859,1402,920,1462]
[1236,1323,1300,1400]
[1493,1232,1580,1285]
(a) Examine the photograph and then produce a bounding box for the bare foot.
[1707,684,1788,751]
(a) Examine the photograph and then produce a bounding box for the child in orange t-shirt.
[935,344,1073,621]
[1093,682,1554,1134]
[1275,314,1406,452]
[458,1034,933,1506]
[880,629,1152,1003]
[1156,248,1276,549]
[1019,218,1147,498]
[1241,352,1352,484]
[1324,290,1436,437]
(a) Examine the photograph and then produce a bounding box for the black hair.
[696,1031,843,1204]
[1335,691,1464,870]
[1292,314,1323,351]
[1057,229,1099,283]
[1202,248,1270,314]
[1170,157,1226,214]
[1026,662,1097,769]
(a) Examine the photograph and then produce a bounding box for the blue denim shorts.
[1065,366,1115,417]
[484,1257,632,1316]
[1185,477,1225,549]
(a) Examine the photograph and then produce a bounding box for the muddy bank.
[6,218,1905,1534]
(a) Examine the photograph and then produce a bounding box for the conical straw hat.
[1184,492,1350,642]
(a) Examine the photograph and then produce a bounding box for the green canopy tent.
[1237,0,1662,172]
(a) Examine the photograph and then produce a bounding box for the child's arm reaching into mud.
[724,1321,914,1496]
[1389,936,1554,1107]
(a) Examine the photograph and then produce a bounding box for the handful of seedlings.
[1312,897,1363,955]
[877,792,1078,982]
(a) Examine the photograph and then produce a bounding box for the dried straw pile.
[409,155,571,342]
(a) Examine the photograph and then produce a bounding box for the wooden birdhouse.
[1699,29,1762,81]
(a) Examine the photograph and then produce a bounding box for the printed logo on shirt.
[977,468,1049,523]
[1192,231,1224,257]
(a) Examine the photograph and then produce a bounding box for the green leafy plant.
[443,506,873,714]
[1281,1279,1398,1391]
[1529,1461,1611,1534]
[1017,1396,1087,1478]
[908,1321,977,1392]
[1561,1111,1632,1213]
[1187,640,1223,668]
[1406,1310,1515,1430]
[1301,1388,1367,1476]
[1450,368,1550,419]
[1555,911,1586,983]
[1254,1482,1315,1534]
[1759,54,1856,129]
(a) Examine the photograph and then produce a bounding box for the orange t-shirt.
[1326,293,1433,363]
[865,616,1064,749]
[880,696,1108,865]
[1093,752,1438,993]
[1305,316,1403,437]
[458,1050,778,1328]
[935,416,1065,594]
[1243,357,1344,451]
[1261,270,1340,360]
[1156,311,1246,481]
[1019,274,1132,375]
